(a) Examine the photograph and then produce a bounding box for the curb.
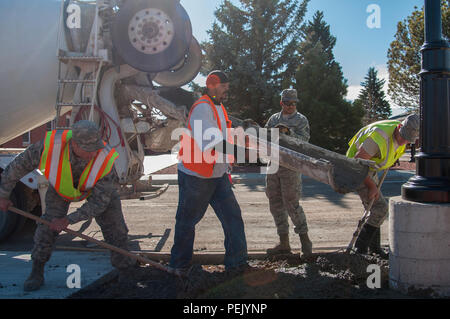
[149,170,415,186]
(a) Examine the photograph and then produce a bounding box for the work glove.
[275,123,291,135]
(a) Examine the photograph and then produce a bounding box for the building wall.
[0,124,50,148]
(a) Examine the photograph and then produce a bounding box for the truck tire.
[112,0,192,72]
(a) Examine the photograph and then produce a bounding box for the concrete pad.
[0,251,113,299]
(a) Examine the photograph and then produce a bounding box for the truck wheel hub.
[128,8,174,55]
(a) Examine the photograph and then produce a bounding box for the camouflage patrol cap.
[399,114,420,143]
[281,89,299,102]
[72,120,105,152]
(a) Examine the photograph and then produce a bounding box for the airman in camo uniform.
[264,89,313,257]
[0,121,136,291]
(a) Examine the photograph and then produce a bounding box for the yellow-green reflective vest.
[38,130,119,202]
[346,120,406,171]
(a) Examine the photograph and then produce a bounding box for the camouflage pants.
[356,170,389,228]
[31,187,134,270]
[265,166,308,236]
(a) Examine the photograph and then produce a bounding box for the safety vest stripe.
[102,151,118,177]
[84,148,109,190]
[80,161,95,192]
[39,132,52,176]
[48,131,64,186]
[55,130,70,191]
[371,128,390,169]
[43,131,56,179]
[354,127,389,153]
[354,129,366,149]
[58,190,90,202]
[92,148,116,187]
[376,137,391,169]
[375,128,388,140]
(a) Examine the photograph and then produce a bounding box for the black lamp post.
[402,0,450,203]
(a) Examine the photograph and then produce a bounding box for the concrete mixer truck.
[0,0,202,241]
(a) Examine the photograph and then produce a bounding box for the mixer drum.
[0,0,75,145]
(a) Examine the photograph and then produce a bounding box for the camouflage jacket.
[0,140,119,224]
[265,111,310,142]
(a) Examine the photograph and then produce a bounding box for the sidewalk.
[0,251,113,299]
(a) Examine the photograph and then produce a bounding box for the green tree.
[295,11,364,154]
[354,67,391,125]
[387,1,449,111]
[201,0,309,124]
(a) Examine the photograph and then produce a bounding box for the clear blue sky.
[180,0,425,114]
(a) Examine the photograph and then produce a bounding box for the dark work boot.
[24,260,45,291]
[354,224,378,255]
[368,227,389,259]
[299,233,313,257]
[266,234,291,255]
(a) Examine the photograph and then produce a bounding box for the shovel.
[8,206,170,274]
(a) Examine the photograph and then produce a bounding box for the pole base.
[402,177,450,203]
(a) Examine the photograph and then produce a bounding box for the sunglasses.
[283,101,297,106]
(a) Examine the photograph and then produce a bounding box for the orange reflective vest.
[38,130,119,202]
[179,95,234,178]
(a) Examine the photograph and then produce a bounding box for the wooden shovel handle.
[8,206,169,273]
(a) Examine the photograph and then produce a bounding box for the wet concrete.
[69,252,428,299]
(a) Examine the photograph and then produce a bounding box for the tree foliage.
[201,0,309,124]
[295,11,364,154]
[387,1,449,111]
[354,67,391,125]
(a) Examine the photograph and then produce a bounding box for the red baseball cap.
[206,70,229,88]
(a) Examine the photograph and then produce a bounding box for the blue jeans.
[169,170,248,270]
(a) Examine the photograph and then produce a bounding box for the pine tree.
[201,0,309,124]
[387,1,449,111]
[295,11,364,154]
[354,67,392,125]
